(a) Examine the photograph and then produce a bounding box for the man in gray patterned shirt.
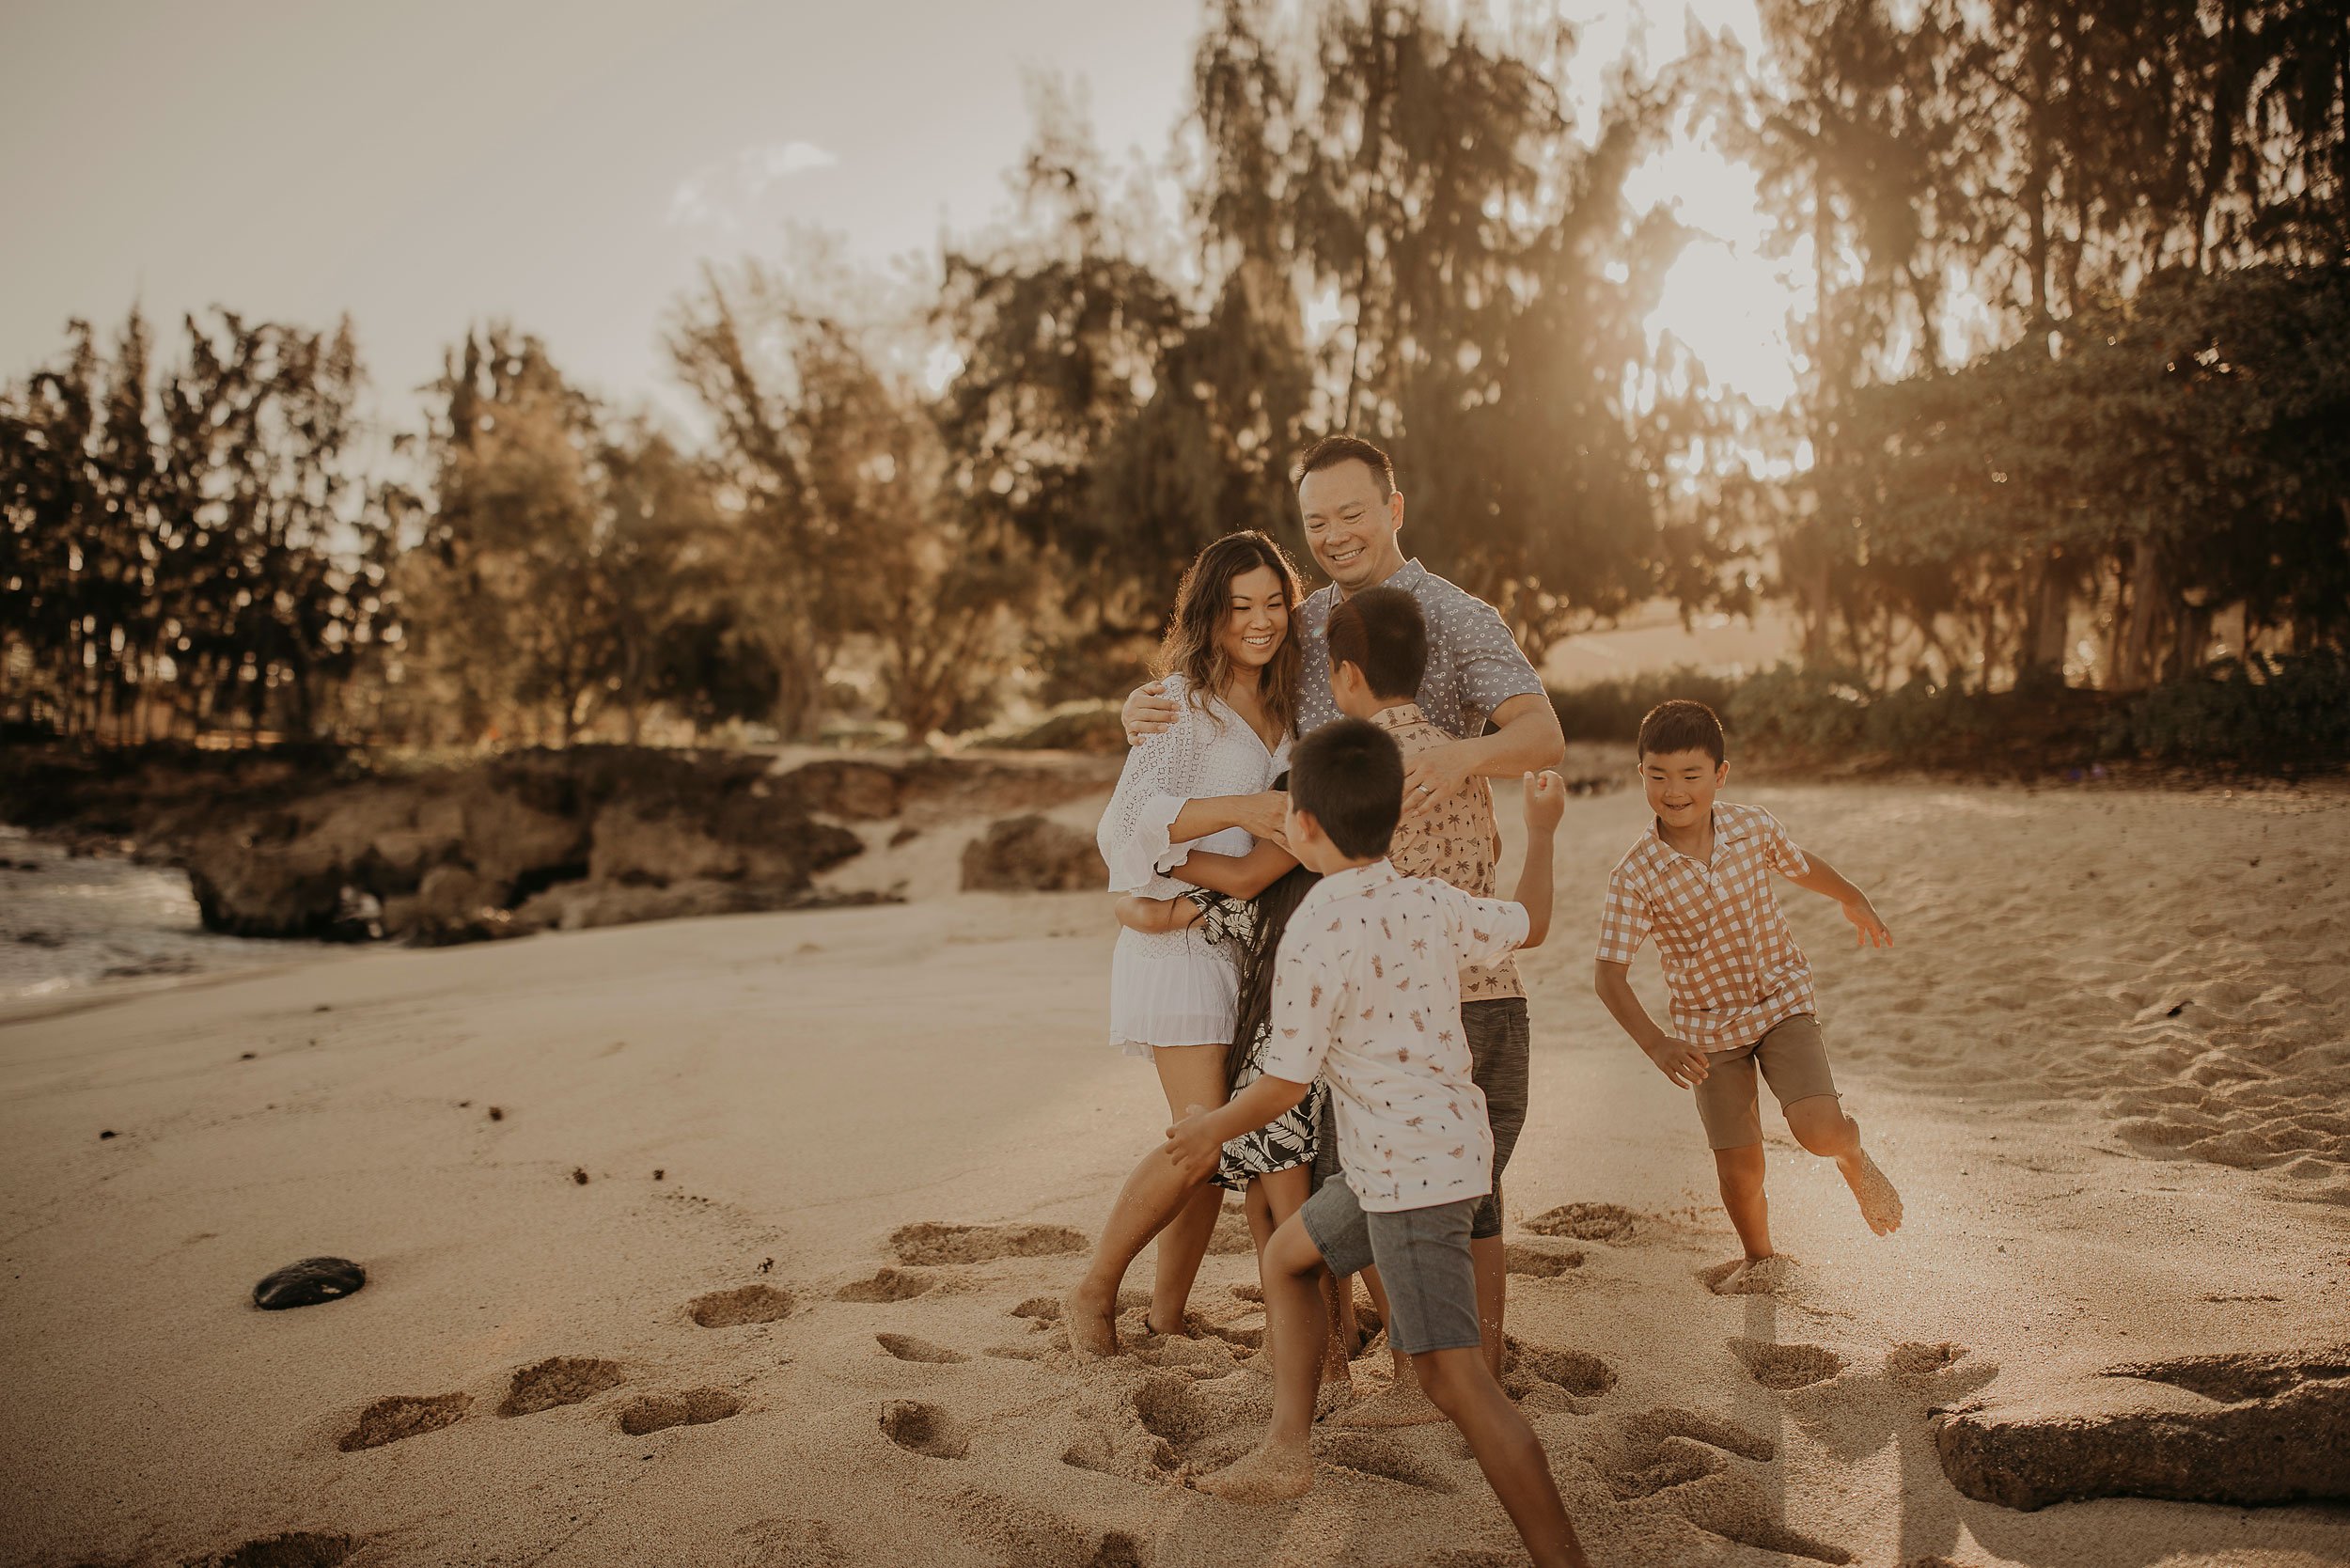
[1120,434,1565,803]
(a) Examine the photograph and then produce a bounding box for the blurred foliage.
[2105,651,2350,761]
[3,0,2343,759]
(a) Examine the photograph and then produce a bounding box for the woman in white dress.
[1066,530,1305,1356]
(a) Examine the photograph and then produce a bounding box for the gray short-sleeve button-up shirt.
[1296,559,1548,741]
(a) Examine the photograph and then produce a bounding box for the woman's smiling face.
[1219,564,1291,673]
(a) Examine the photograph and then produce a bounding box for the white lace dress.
[1098,672,1292,1056]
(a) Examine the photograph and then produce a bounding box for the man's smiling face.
[1297,457,1405,595]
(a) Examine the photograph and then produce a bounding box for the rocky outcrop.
[1933,1347,2350,1511]
[960,814,1106,892]
[171,748,866,943]
[5,741,1125,947]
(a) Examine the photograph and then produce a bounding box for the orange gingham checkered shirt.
[1594,802,1818,1050]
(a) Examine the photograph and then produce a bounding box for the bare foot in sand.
[1063,1280,1119,1358]
[1195,1439,1313,1502]
[1839,1129,1904,1235]
[1328,1380,1446,1427]
[1704,1253,1800,1295]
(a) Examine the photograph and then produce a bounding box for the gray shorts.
[1463,997,1528,1240]
[1299,1179,1482,1356]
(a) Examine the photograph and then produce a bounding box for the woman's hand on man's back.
[1122,681,1181,743]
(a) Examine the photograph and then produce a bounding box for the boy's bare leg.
[1066,1043,1227,1355]
[1714,1142,1772,1261]
[1785,1095,1903,1235]
[1320,1269,1356,1388]
[1416,1347,1590,1568]
[1332,1264,1445,1427]
[1255,1165,1351,1402]
[1196,1215,1326,1502]
[1472,1234,1508,1380]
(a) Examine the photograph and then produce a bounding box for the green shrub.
[1548,666,1742,745]
[2106,651,2350,762]
[1723,664,1872,755]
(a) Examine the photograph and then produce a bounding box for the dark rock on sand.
[959,815,1105,892]
[252,1257,367,1310]
[1934,1346,2350,1510]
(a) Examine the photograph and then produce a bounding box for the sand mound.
[497,1356,626,1417]
[689,1284,794,1326]
[336,1392,469,1451]
[1936,1346,2350,1509]
[888,1221,1087,1265]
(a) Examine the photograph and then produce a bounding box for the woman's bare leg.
[1065,1043,1228,1356]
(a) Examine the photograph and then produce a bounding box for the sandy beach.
[3,777,2345,1568]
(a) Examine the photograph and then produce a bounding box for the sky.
[0,0,1798,433]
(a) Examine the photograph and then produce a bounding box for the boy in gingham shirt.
[1593,699,1903,1291]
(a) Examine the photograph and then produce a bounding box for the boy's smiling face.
[1639,746,1729,835]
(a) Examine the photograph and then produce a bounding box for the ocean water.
[0,825,323,1001]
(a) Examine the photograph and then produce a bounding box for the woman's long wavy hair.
[1228,861,1322,1096]
[1154,530,1304,738]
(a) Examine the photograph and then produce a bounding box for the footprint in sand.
[833,1267,935,1303]
[888,1221,1086,1266]
[1728,1338,1846,1390]
[1316,1429,1458,1493]
[876,1332,967,1364]
[202,1532,357,1568]
[735,1517,847,1568]
[1502,1242,1586,1277]
[879,1399,969,1459]
[618,1388,743,1435]
[337,1392,470,1451]
[1521,1201,1652,1244]
[498,1356,626,1418]
[1596,1405,1775,1498]
[690,1284,794,1327]
[1502,1336,1618,1399]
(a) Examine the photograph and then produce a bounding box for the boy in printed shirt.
[1163,720,1590,1568]
[1321,586,1534,1422]
[1593,699,1903,1290]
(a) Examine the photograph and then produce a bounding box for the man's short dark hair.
[1325,586,1427,701]
[1293,434,1396,494]
[1290,717,1404,860]
[1637,699,1726,765]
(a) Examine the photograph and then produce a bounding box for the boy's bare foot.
[1840,1137,1904,1235]
[1063,1280,1119,1358]
[1145,1309,1195,1339]
[1194,1439,1314,1502]
[1703,1254,1799,1295]
[1327,1380,1446,1427]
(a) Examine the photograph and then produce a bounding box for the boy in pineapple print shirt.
[1162,718,1590,1568]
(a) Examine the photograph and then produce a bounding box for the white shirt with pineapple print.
[1257,859,1529,1213]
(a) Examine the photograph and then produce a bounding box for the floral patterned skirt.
[1214,1021,1325,1192]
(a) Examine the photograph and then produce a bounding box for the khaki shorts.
[1693,1013,1840,1151]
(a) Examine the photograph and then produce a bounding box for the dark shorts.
[1309,996,1529,1243]
[1298,1179,1483,1356]
[1462,997,1528,1240]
